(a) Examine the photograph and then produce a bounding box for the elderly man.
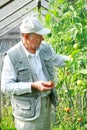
[1,16,69,130]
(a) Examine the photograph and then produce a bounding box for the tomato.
[78,117,82,122]
[73,43,79,49]
[77,80,83,86]
[47,80,54,87]
[64,107,70,113]
[68,55,73,61]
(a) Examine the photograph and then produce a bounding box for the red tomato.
[44,80,54,87]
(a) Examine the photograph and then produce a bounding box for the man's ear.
[23,34,29,39]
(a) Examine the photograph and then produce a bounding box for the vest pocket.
[11,95,41,119]
[17,68,33,82]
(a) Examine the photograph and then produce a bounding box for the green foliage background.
[44,0,87,129]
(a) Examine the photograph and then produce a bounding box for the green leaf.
[79,69,87,74]
[71,49,80,56]
[45,14,51,24]
[84,124,87,128]
[69,5,74,11]
[73,29,78,40]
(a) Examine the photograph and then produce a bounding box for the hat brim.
[35,28,51,35]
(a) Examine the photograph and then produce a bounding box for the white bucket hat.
[20,16,51,35]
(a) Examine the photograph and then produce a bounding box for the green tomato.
[69,55,73,61]
[73,43,79,49]
[77,80,83,86]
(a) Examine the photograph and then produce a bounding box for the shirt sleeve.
[1,54,32,96]
[50,45,70,67]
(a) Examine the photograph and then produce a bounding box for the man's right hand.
[31,81,54,92]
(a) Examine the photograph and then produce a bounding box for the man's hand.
[31,80,54,92]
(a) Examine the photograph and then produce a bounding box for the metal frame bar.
[0,0,34,22]
[0,0,49,38]
[0,9,37,37]
[0,0,14,9]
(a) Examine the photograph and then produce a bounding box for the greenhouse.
[0,0,87,130]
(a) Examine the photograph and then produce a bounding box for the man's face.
[29,33,44,50]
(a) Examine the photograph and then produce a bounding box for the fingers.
[43,86,53,91]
